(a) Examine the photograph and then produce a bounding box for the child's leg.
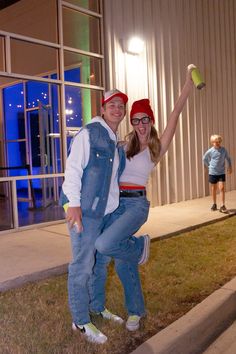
[218,181,225,206]
[211,183,217,204]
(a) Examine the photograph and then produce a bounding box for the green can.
[191,68,206,89]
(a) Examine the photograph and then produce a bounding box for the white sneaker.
[72,322,107,344]
[100,308,124,324]
[138,234,151,265]
[126,315,141,331]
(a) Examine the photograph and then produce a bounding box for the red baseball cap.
[130,99,155,123]
[102,89,128,106]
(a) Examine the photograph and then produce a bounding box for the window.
[0,0,104,230]
[63,7,101,54]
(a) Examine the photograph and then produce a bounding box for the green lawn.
[1,216,236,354]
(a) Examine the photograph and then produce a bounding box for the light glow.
[127,37,144,55]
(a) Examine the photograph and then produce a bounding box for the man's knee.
[69,256,94,278]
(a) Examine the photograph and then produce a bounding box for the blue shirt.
[203,146,232,175]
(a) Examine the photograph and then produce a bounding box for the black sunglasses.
[131,116,151,126]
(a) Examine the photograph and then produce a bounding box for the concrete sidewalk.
[1,190,235,292]
[0,190,236,353]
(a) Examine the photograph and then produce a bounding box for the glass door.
[38,102,54,208]
[27,103,54,208]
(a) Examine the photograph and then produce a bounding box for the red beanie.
[130,99,155,123]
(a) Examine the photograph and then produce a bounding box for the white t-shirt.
[120,147,155,186]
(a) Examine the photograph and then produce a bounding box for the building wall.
[103,0,236,206]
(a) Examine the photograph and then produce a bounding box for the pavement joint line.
[40,229,70,237]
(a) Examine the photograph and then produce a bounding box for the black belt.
[119,190,146,198]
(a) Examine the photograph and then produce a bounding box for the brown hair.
[125,126,161,164]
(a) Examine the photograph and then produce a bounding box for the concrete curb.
[131,278,236,354]
[0,264,68,292]
[152,213,235,242]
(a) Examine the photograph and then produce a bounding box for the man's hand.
[66,206,83,232]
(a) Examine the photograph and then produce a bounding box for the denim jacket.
[60,122,125,218]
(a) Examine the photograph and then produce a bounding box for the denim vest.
[60,122,125,218]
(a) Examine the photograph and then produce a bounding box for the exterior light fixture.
[126,36,144,55]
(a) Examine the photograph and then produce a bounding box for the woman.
[89,66,195,333]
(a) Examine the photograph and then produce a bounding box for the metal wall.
[103,0,236,206]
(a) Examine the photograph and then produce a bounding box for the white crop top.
[120,147,155,186]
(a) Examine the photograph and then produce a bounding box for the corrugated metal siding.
[103,0,236,206]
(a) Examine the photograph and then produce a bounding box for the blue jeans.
[89,195,150,316]
[68,215,111,325]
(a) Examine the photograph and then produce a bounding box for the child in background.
[203,134,232,212]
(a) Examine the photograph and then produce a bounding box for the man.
[61,89,128,344]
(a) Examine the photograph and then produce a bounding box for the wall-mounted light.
[122,36,145,55]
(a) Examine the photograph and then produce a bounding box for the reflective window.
[65,84,102,131]
[63,7,101,54]
[3,82,25,140]
[2,80,62,174]
[0,0,58,43]
[0,0,104,230]
[6,141,27,170]
[26,81,49,108]
[65,85,102,150]
[65,0,100,13]
[0,177,65,230]
[64,50,102,86]
[11,39,59,78]
[16,176,65,227]
[0,181,13,231]
[65,83,83,129]
[0,75,19,87]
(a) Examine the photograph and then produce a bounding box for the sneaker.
[126,315,141,331]
[138,234,151,265]
[99,308,124,324]
[219,205,227,213]
[211,203,217,211]
[72,322,107,344]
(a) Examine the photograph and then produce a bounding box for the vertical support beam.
[5,35,11,73]
[11,179,19,229]
[57,0,67,169]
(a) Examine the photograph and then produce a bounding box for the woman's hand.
[186,64,196,83]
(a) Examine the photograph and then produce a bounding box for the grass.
[1,216,236,354]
